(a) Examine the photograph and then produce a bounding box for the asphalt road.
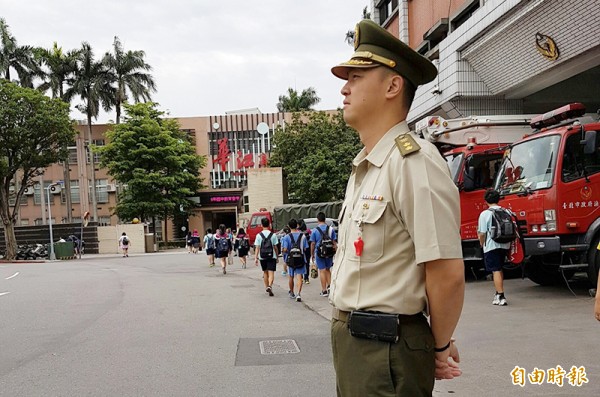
[1,251,599,397]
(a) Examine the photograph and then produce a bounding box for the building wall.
[407,0,468,48]
[239,167,285,227]
[97,223,146,254]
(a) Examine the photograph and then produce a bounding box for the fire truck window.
[562,132,600,182]
[468,154,503,190]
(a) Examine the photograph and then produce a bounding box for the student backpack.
[206,235,215,250]
[259,232,275,259]
[489,208,518,243]
[239,237,249,250]
[287,233,305,269]
[316,226,335,258]
[217,236,230,255]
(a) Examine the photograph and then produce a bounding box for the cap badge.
[354,24,360,50]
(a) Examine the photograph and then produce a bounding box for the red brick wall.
[408,0,468,48]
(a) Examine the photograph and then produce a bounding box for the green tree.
[34,42,80,101]
[0,18,41,87]
[104,36,156,124]
[96,102,206,241]
[276,87,320,112]
[65,42,115,221]
[270,111,362,203]
[34,42,81,222]
[0,80,76,260]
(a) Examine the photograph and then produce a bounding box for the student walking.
[186,231,193,254]
[236,228,250,269]
[254,217,279,297]
[298,219,312,284]
[282,219,309,302]
[203,228,216,267]
[226,227,235,266]
[478,189,512,306]
[118,232,130,257]
[310,212,337,297]
[215,224,231,274]
[190,229,200,254]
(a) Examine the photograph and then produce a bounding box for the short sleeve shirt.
[330,121,462,315]
[282,231,309,263]
[310,224,337,266]
[477,206,511,253]
[254,230,279,260]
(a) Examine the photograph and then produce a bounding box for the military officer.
[329,19,465,396]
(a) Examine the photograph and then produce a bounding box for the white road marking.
[0,292,10,297]
[5,272,19,280]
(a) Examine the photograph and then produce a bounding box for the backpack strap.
[289,233,296,245]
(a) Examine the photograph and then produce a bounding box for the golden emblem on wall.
[535,33,559,61]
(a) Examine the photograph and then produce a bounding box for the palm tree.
[0,18,41,87]
[35,42,81,222]
[104,36,156,124]
[65,42,115,222]
[276,87,320,112]
[35,42,80,101]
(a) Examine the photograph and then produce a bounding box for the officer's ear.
[383,71,404,100]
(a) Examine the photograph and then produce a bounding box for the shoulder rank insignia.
[395,134,421,157]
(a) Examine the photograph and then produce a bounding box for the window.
[91,179,109,203]
[464,153,504,190]
[243,195,249,213]
[68,146,78,164]
[451,0,480,31]
[496,135,561,194]
[377,0,398,24]
[92,139,105,163]
[34,181,52,205]
[20,219,29,226]
[562,131,600,182]
[98,216,111,226]
[34,218,44,226]
[62,180,80,204]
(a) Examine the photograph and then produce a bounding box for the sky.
[1,0,369,123]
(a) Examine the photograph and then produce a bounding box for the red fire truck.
[492,103,600,285]
[416,114,533,274]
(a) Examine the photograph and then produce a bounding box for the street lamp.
[46,182,62,260]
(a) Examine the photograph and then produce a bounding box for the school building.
[11,110,298,242]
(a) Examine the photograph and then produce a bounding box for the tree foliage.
[276,87,320,112]
[96,102,206,223]
[0,18,41,87]
[269,111,362,203]
[103,36,156,124]
[0,80,76,259]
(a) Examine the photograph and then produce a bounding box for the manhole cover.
[259,339,300,355]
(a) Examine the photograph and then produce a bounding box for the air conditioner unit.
[50,185,62,194]
[107,184,117,192]
[24,187,34,195]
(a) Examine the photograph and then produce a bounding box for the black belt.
[332,308,423,322]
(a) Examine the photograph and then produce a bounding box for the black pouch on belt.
[348,311,399,343]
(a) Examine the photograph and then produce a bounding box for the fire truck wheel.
[525,258,572,286]
[586,237,600,287]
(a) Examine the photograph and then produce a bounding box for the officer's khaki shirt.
[330,121,462,315]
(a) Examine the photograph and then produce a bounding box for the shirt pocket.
[349,200,387,262]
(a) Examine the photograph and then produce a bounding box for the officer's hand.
[434,341,461,380]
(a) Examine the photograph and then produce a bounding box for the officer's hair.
[261,217,270,227]
[379,68,415,112]
[484,189,501,204]
[288,218,298,229]
[317,212,326,222]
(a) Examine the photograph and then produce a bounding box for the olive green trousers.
[331,315,435,397]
